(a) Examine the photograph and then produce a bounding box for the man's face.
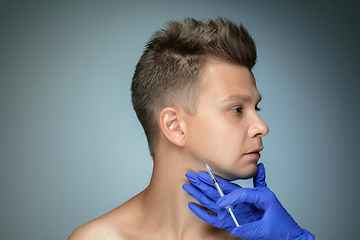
[184,60,269,180]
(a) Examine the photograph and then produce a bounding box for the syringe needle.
[204,162,240,227]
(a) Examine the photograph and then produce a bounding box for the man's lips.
[244,147,263,155]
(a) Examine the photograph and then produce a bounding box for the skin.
[183,60,269,180]
[68,60,268,240]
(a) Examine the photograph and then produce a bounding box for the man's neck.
[136,148,228,239]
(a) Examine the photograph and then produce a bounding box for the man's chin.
[225,165,258,181]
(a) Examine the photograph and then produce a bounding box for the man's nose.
[248,114,269,138]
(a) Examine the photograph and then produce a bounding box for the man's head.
[131,16,257,157]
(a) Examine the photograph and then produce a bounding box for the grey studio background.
[1,0,359,239]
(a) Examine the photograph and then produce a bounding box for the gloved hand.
[183,163,315,240]
[217,186,315,239]
[182,163,266,232]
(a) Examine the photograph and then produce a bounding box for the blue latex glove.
[216,165,315,240]
[182,163,266,232]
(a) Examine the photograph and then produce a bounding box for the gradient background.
[1,1,359,239]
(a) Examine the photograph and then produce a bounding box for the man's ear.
[159,107,185,147]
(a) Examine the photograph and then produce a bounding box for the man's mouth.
[244,147,263,155]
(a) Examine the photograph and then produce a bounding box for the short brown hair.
[131,16,257,157]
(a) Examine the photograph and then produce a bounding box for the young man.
[69,17,314,240]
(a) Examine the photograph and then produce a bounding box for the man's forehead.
[198,60,260,101]
[200,59,256,83]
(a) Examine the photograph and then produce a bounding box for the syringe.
[205,162,240,227]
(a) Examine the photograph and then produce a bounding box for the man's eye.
[232,107,244,113]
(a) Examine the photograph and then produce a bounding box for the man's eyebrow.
[223,94,262,103]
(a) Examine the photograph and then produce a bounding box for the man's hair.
[131,16,257,157]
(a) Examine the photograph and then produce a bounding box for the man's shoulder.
[68,216,125,240]
[68,194,144,240]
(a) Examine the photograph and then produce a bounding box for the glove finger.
[217,208,229,220]
[185,173,220,201]
[218,203,257,224]
[253,163,267,188]
[182,183,218,212]
[188,202,218,225]
[217,188,268,210]
[198,172,241,194]
[231,220,265,239]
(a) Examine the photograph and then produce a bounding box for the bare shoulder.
[68,193,144,240]
[68,215,125,240]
